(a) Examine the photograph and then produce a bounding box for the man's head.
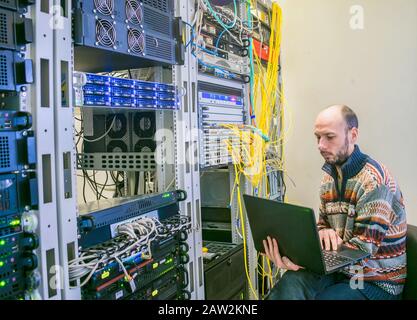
[314,105,359,165]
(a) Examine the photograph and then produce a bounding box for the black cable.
[98,171,109,200]
[82,170,87,203]
[134,172,139,195]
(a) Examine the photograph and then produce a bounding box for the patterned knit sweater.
[317,145,407,296]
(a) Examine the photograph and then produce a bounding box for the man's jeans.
[266,270,400,300]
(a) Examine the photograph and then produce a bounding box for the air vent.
[94,0,114,16]
[0,136,10,169]
[143,6,170,36]
[0,0,15,11]
[95,18,116,48]
[0,52,8,87]
[0,11,9,46]
[127,28,144,55]
[142,0,169,13]
[145,35,173,61]
[125,0,143,25]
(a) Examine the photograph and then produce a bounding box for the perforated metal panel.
[0,50,14,91]
[143,6,171,36]
[0,11,10,46]
[0,52,8,87]
[77,152,156,171]
[0,0,16,11]
[0,135,10,169]
[145,34,173,61]
[142,0,170,13]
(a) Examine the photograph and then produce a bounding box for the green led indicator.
[10,219,21,226]
[0,281,6,287]
[0,240,5,246]
[162,193,170,198]
[0,261,4,267]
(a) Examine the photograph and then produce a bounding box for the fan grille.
[128,28,145,55]
[125,0,143,25]
[93,0,114,16]
[95,18,116,48]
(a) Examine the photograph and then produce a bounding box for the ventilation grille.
[0,136,10,169]
[93,0,114,16]
[142,0,169,13]
[125,0,143,25]
[0,11,9,45]
[0,54,8,86]
[77,152,156,171]
[127,28,144,55]
[145,35,172,61]
[143,6,170,36]
[95,18,116,48]
[0,0,15,11]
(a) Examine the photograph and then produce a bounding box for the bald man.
[263,105,407,300]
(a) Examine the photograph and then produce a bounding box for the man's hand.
[318,228,343,251]
[262,236,303,271]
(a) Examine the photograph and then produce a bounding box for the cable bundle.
[69,215,191,288]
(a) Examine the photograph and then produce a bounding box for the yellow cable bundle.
[214,3,286,300]
[222,2,283,190]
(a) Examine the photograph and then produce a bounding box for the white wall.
[277,0,417,225]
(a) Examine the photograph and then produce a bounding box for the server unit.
[0,111,39,300]
[198,81,245,169]
[203,241,247,300]
[73,0,182,72]
[0,0,35,12]
[78,110,157,171]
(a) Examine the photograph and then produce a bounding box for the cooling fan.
[106,140,128,152]
[125,0,143,25]
[133,112,156,138]
[134,140,156,152]
[94,0,114,16]
[106,114,128,152]
[127,28,145,55]
[95,18,117,48]
[106,114,127,139]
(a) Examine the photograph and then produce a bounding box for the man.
[264,105,407,300]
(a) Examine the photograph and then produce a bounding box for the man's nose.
[318,138,326,151]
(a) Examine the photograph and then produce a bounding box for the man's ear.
[350,127,359,144]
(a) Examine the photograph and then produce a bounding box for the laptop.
[243,195,370,274]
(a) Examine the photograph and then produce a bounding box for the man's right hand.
[262,236,303,271]
[318,228,343,251]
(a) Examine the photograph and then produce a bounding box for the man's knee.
[267,270,318,300]
[280,270,316,286]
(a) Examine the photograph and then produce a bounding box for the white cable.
[82,115,116,143]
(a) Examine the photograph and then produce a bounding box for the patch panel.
[77,190,187,248]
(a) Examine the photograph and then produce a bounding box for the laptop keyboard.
[322,251,352,269]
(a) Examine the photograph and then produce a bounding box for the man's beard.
[325,136,350,165]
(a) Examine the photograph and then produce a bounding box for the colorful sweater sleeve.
[345,185,394,255]
[317,198,331,231]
